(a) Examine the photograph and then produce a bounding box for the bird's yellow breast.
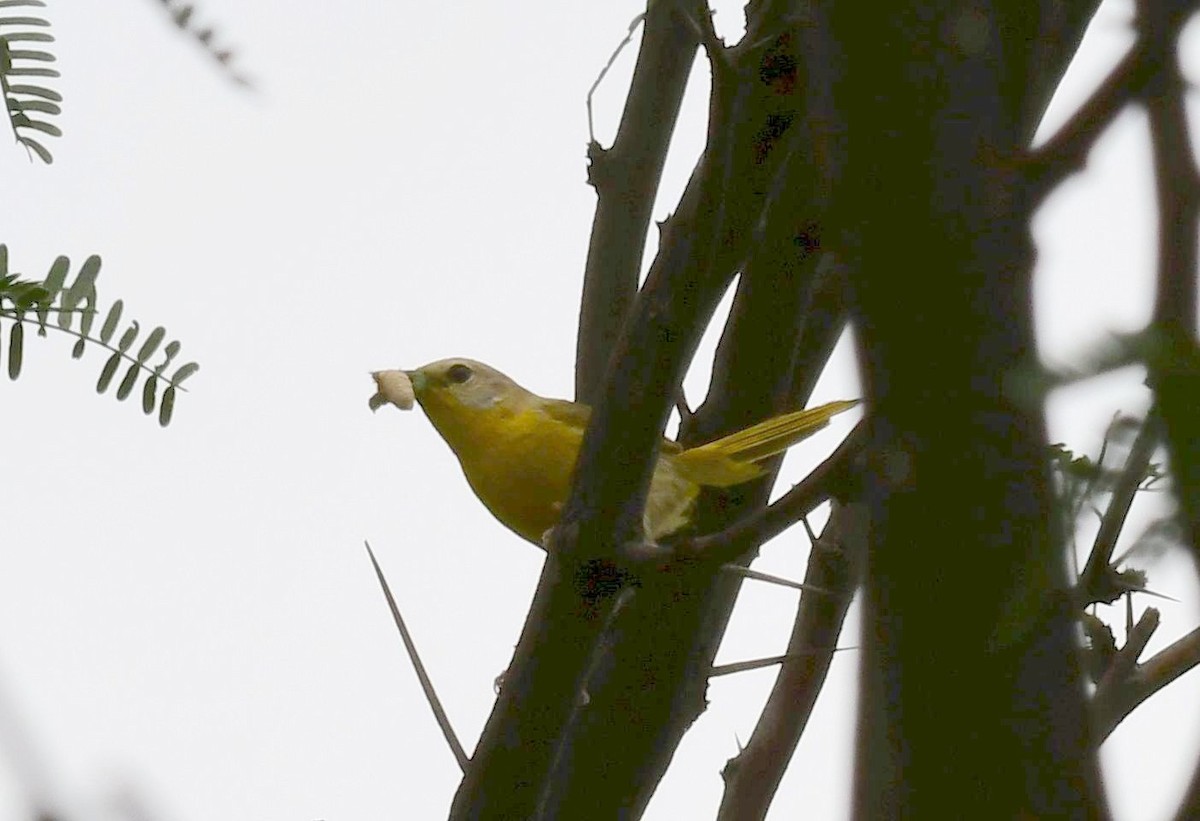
[447,404,584,544]
[425,398,697,544]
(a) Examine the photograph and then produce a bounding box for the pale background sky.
[1,1,1198,819]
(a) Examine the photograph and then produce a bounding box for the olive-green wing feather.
[542,397,593,428]
[697,400,859,463]
[541,397,685,454]
[672,400,859,487]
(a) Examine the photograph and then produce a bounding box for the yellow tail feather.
[672,400,859,487]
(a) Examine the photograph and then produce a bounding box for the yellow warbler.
[372,358,857,546]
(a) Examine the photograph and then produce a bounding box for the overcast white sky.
[1,1,1199,819]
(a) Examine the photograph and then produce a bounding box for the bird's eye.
[446,363,473,384]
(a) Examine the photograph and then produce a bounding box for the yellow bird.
[373,358,857,546]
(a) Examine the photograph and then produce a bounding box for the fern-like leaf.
[99,299,122,344]
[159,385,176,427]
[141,374,157,414]
[37,253,67,330]
[116,321,139,353]
[96,352,120,393]
[155,0,253,88]
[7,317,20,378]
[171,361,199,385]
[154,339,181,375]
[115,362,139,400]
[135,326,165,363]
[0,0,61,163]
[0,245,200,425]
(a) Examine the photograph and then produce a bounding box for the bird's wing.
[690,400,860,464]
[667,400,857,488]
[541,397,684,454]
[541,397,592,428]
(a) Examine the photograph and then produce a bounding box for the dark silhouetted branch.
[720,563,837,596]
[575,2,701,401]
[536,586,636,816]
[1026,46,1145,201]
[1136,9,1200,819]
[1089,620,1200,743]
[1140,0,1200,557]
[1018,1,1107,140]
[833,1,1107,814]
[1078,414,1161,605]
[709,644,857,678]
[678,421,864,567]
[718,501,866,820]
[1091,606,1166,739]
[453,0,1115,816]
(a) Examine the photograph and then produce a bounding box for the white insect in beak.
[369,369,415,411]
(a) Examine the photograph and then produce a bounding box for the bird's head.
[404,358,535,449]
[407,358,529,408]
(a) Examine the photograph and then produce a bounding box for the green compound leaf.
[135,326,165,364]
[116,321,139,353]
[159,385,176,427]
[7,320,23,379]
[99,299,123,344]
[171,361,199,385]
[96,352,121,394]
[115,362,139,401]
[142,374,157,415]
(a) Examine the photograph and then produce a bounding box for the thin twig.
[363,541,468,772]
[710,646,857,678]
[1025,45,1144,201]
[586,11,646,145]
[720,563,838,596]
[1078,414,1160,604]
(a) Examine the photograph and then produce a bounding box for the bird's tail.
[673,399,860,487]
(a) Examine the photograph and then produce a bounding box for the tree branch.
[452,0,1115,815]
[575,2,701,400]
[514,8,848,818]
[833,1,1107,814]
[1025,45,1146,202]
[1140,0,1200,556]
[1091,606,1163,740]
[677,421,864,567]
[558,16,751,560]
[717,501,866,820]
[1090,621,1200,742]
[1134,8,1200,817]
[451,3,809,815]
[536,586,637,816]
[1078,414,1161,605]
[1018,1,1107,142]
[566,5,852,809]
[709,645,857,678]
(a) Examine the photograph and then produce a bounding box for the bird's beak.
[405,369,427,394]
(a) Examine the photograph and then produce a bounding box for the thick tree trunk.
[831,2,1107,817]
